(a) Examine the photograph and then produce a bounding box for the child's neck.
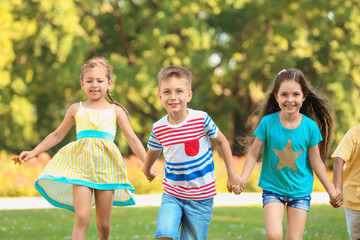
[278,111,302,129]
[83,99,112,110]
[167,109,189,125]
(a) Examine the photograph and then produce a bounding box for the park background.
[0,0,359,239]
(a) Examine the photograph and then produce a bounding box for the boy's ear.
[158,92,161,99]
[188,90,193,102]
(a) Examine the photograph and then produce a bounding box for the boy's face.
[158,76,192,117]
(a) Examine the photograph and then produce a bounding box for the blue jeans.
[154,193,213,240]
[262,190,311,212]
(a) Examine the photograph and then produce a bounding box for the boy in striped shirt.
[143,65,242,240]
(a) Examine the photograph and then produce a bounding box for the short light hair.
[157,65,192,89]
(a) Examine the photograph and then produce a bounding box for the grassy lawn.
[0,205,347,240]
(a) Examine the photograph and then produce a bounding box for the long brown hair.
[80,57,129,118]
[242,68,333,162]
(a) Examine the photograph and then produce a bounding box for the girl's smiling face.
[275,80,306,114]
[81,67,113,101]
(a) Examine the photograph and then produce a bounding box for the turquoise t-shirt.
[254,112,323,197]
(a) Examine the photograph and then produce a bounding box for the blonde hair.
[157,65,192,89]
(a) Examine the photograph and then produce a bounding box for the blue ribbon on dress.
[77,130,115,141]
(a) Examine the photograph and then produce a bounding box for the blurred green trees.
[1,0,359,160]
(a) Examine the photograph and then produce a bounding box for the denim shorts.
[154,193,213,240]
[262,190,311,212]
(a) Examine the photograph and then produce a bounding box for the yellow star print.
[273,139,303,172]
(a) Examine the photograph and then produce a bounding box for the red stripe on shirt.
[156,128,204,141]
[159,133,206,146]
[163,181,216,194]
[153,118,205,132]
[164,188,216,200]
[163,179,216,199]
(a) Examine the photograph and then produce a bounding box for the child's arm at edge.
[332,157,345,207]
[308,145,342,207]
[143,149,161,182]
[213,131,243,194]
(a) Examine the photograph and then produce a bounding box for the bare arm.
[143,149,161,182]
[333,157,345,192]
[241,137,263,183]
[115,106,146,164]
[308,145,337,201]
[213,131,237,178]
[19,103,78,162]
[213,130,243,193]
[332,157,345,207]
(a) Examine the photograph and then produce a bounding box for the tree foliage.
[1,0,359,161]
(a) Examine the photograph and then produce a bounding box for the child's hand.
[11,155,23,165]
[231,184,244,195]
[329,189,343,208]
[18,151,35,163]
[143,168,158,182]
[227,175,246,195]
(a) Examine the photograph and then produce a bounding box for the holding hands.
[143,168,158,182]
[329,189,343,208]
[228,175,246,195]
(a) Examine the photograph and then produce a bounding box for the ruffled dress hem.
[35,175,136,212]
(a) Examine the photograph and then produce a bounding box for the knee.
[155,224,178,240]
[74,212,91,228]
[266,230,283,240]
[155,222,175,235]
[96,222,111,235]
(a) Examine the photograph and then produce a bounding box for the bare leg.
[94,189,114,240]
[72,185,93,240]
[264,202,285,240]
[285,206,308,240]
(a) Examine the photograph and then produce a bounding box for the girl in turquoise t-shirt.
[238,69,342,239]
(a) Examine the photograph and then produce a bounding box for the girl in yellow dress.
[19,57,154,240]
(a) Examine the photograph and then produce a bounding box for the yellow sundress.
[35,102,135,211]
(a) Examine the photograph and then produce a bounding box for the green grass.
[0,205,347,240]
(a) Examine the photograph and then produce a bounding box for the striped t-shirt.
[147,109,218,200]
